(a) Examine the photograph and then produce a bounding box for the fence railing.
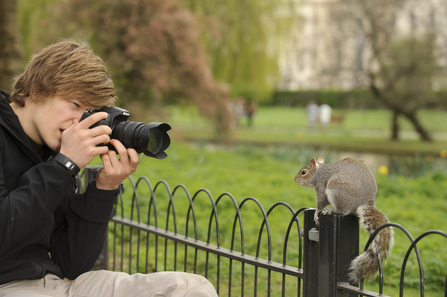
[83,166,447,297]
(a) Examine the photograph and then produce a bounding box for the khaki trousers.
[0,271,218,297]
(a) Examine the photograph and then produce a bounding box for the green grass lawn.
[169,105,447,133]
[166,106,447,155]
[90,105,447,296]
[92,139,447,296]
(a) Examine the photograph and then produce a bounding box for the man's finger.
[109,139,128,156]
[127,149,140,168]
[78,111,108,128]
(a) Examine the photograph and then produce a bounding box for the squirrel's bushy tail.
[349,205,394,283]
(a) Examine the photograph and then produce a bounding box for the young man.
[0,40,217,297]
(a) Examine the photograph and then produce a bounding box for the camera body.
[80,106,171,159]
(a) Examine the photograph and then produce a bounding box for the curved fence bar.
[365,223,423,297]
[400,230,447,297]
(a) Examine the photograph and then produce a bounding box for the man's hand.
[96,139,140,190]
[59,112,111,169]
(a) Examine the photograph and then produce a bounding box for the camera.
[79,106,171,159]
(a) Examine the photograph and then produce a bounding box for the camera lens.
[111,121,171,159]
[147,128,161,153]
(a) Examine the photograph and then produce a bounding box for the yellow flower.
[378,165,389,175]
[440,150,447,158]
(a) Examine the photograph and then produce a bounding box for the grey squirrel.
[294,156,394,283]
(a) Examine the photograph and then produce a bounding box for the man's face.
[29,96,94,152]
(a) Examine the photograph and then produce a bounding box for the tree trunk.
[0,0,22,92]
[402,110,432,141]
[391,109,400,141]
[369,77,432,142]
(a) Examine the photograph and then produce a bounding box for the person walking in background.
[245,100,256,128]
[306,100,319,131]
[319,103,332,131]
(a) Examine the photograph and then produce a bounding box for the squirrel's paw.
[321,208,336,216]
[314,208,337,225]
[314,210,322,226]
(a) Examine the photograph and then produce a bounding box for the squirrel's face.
[294,157,324,187]
[294,165,314,187]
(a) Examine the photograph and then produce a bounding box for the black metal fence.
[83,166,447,297]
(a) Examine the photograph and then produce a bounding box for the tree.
[0,0,22,92]
[179,0,297,102]
[369,35,440,141]
[331,0,441,141]
[29,0,233,141]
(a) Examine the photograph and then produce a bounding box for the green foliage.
[17,0,235,141]
[179,0,297,102]
[268,89,380,108]
[17,0,53,63]
[0,0,22,92]
[267,89,447,110]
[17,0,298,124]
[380,34,442,113]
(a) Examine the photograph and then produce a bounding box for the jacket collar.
[0,91,46,164]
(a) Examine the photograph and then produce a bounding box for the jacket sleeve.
[50,180,119,280]
[0,158,75,259]
[0,143,118,279]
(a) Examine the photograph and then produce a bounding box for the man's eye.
[72,102,80,108]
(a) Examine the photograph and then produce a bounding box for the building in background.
[278,0,447,91]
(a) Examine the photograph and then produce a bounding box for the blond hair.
[11,40,116,108]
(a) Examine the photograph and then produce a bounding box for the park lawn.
[90,141,447,296]
[166,106,447,155]
[91,105,447,295]
[168,105,447,132]
[176,127,447,155]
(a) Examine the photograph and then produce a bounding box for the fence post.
[303,209,359,297]
[319,212,359,297]
[83,165,109,271]
[303,209,319,297]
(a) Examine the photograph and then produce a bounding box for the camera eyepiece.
[80,107,171,159]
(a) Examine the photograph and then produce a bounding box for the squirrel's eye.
[301,170,307,175]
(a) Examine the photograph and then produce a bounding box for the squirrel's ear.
[316,156,325,166]
[310,158,316,167]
